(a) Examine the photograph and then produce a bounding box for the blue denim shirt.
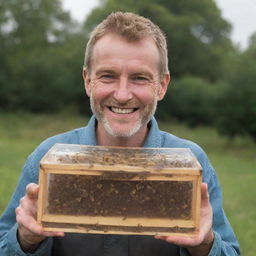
[0,116,240,255]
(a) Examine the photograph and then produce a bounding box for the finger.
[155,235,171,240]
[17,208,64,238]
[16,206,43,234]
[19,192,39,218]
[165,236,196,246]
[201,183,209,200]
[19,199,37,218]
[155,235,198,247]
[201,183,211,210]
[26,183,39,200]
[26,218,44,235]
[41,230,65,237]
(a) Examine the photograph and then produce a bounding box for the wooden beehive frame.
[37,144,202,236]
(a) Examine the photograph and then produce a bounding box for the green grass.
[1,112,255,255]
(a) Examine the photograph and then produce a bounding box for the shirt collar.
[143,117,162,148]
[82,115,162,148]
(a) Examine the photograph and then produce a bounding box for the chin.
[102,119,143,139]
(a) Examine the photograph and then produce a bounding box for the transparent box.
[37,143,202,236]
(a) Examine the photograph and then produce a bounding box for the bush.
[157,76,220,127]
[216,59,256,141]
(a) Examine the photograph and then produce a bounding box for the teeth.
[111,107,135,114]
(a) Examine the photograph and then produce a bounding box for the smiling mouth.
[109,107,138,114]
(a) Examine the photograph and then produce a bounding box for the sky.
[62,0,256,50]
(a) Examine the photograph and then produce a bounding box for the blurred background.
[1,0,256,138]
[0,0,255,255]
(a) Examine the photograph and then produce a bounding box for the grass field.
[1,112,255,255]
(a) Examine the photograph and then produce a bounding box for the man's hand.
[15,183,64,253]
[155,183,214,256]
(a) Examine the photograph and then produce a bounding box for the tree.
[156,76,220,126]
[84,0,235,81]
[0,0,88,112]
[216,32,256,141]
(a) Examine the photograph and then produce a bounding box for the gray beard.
[90,97,157,139]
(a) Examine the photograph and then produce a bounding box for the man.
[0,12,240,256]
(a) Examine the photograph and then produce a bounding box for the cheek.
[133,86,158,105]
[91,84,113,101]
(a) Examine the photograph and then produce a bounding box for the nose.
[113,77,132,103]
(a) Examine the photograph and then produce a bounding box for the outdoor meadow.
[1,0,256,255]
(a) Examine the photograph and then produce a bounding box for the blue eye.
[132,76,150,84]
[100,74,114,79]
[134,76,148,80]
[98,74,116,83]
[135,76,147,80]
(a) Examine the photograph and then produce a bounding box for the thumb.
[26,183,39,200]
[201,183,210,206]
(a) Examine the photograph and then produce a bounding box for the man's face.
[84,34,169,142]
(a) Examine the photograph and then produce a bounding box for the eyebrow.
[95,68,117,76]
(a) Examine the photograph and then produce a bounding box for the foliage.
[216,34,256,141]
[157,76,223,127]
[0,0,256,142]
[0,0,89,113]
[84,0,234,81]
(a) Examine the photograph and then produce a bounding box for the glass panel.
[47,173,193,219]
[42,143,201,170]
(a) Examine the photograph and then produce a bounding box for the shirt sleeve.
[0,154,53,256]
[179,152,240,256]
[0,223,52,256]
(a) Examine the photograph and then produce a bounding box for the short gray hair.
[84,12,169,79]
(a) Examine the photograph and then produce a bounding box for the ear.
[157,73,171,100]
[82,67,91,97]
